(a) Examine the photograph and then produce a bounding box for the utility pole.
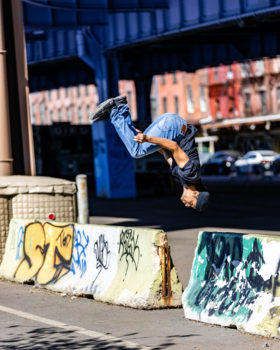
[11,0,35,175]
[0,0,13,175]
[0,0,36,176]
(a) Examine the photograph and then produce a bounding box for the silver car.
[234,150,279,175]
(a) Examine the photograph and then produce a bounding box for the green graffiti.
[184,232,271,323]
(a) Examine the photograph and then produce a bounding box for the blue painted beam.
[22,0,168,28]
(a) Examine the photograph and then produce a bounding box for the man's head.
[181,187,210,212]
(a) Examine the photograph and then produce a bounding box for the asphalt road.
[1,182,280,349]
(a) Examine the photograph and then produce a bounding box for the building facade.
[150,70,209,125]
[30,85,99,125]
[30,81,138,125]
[203,57,280,153]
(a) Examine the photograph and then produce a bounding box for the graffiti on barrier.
[190,234,280,321]
[14,222,74,285]
[119,228,141,275]
[16,226,24,260]
[91,234,110,286]
[70,229,89,277]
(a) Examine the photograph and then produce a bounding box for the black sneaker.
[89,95,127,122]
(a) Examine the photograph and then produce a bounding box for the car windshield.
[213,154,226,159]
[244,153,256,159]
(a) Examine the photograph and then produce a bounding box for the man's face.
[181,192,198,208]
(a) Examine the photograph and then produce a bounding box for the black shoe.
[89,95,127,122]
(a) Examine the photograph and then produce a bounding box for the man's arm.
[134,133,189,168]
[158,149,173,166]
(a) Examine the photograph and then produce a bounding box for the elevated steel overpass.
[24,0,280,128]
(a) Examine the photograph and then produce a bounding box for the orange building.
[118,80,137,121]
[208,64,241,121]
[153,70,209,125]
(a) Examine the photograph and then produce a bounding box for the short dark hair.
[195,191,210,212]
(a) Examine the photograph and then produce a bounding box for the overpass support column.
[91,52,136,198]
[135,77,152,124]
[78,31,136,198]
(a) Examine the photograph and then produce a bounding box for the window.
[77,85,82,97]
[277,87,280,111]
[256,60,264,76]
[227,65,234,80]
[66,108,71,122]
[245,92,251,110]
[65,87,69,98]
[260,90,267,114]
[48,90,52,101]
[161,74,166,85]
[214,67,218,81]
[57,89,60,99]
[244,154,256,160]
[78,106,83,124]
[277,87,280,101]
[150,97,157,120]
[200,85,207,112]
[50,110,54,123]
[187,86,194,114]
[163,97,167,113]
[127,90,132,107]
[31,104,36,124]
[58,109,62,122]
[215,99,221,119]
[40,102,45,123]
[85,85,89,96]
[174,96,179,114]
[241,62,251,78]
[87,106,91,119]
[228,96,235,116]
[173,72,177,84]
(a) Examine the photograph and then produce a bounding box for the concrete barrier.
[182,231,280,338]
[0,219,182,309]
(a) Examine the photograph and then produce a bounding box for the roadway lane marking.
[0,304,151,350]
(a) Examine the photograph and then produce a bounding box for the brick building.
[30,85,99,125]
[30,81,138,125]
[151,70,209,125]
[202,57,280,153]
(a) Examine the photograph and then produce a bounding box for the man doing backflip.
[90,96,210,212]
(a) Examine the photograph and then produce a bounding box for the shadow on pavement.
[0,325,200,349]
[89,183,280,233]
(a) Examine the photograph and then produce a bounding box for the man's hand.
[134,133,148,143]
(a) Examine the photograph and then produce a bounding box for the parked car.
[271,156,280,175]
[198,152,212,166]
[234,150,279,175]
[201,150,242,175]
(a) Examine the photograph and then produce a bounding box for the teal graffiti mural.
[184,232,280,324]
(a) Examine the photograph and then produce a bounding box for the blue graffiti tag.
[16,226,24,260]
[70,229,89,277]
